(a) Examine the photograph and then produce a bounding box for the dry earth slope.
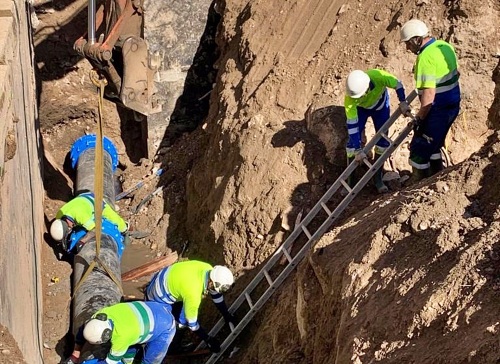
[176,0,500,363]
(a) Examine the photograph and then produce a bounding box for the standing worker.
[344,69,410,193]
[145,260,236,353]
[61,301,176,364]
[49,192,129,253]
[400,19,461,180]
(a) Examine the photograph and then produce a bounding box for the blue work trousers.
[142,304,176,364]
[409,102,460,169]
[346,91,391,153]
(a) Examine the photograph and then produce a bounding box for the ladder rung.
[380,132,393,144]
[282,248,292,263]
[320,202,331,215]
[263,269,273,286]
[340,179,352,192]
[301,225,312,239]
[245,293,254,309]
[362,159,373,168]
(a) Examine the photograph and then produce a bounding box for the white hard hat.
[400,19,429,42]
[50,219,69,242]
[83,314,112,344]
[346,70,370,99]
[210,265,234,293]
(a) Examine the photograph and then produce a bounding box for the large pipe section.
[68,135,123,348]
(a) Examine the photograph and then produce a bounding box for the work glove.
[59,355,79,364]
[206,336,221,353]
[399,101,412,117]
[412,116,424,137]
[353,149,367,163]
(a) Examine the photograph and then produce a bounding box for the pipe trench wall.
[0,0,44,363]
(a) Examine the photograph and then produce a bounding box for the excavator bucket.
[74,0,213,156]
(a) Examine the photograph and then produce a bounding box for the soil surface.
[27,0,500,363]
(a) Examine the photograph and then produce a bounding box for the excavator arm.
[74,0,158,115]
[74,0,215,155]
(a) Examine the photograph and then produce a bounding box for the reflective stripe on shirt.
[147,267,177,304]
[129,301,155,343]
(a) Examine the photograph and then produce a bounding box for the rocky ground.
[28,0,500,363]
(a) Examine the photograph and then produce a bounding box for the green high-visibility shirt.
[414,38,460,106]
[166,260,212,325]
[55,194,127,233]
[94,301,155,361]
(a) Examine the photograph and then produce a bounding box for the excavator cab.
[74,0,214,155]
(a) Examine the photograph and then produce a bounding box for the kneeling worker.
[62,301,176,364]
[145,260,236,353]
[50,192,129,253]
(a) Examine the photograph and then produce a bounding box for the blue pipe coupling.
[69,134,119,171]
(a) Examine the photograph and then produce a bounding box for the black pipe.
[69,136,122,345]
[75,147,116,206]
[72,237,122,334]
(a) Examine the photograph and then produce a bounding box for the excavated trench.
[35,0,500,363]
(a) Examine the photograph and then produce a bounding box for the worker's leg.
[143,305,177,364]
[429,151,444,175]
[372,152,388,193]
[370,96,390,193]
[411,103,460,179]
[408,135,431,181]
[344,107,369,191]
[429,103,460,175]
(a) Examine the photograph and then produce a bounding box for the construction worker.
[61,301,176,364]
[49,192,129,253]
[400,19,461,180]
[344,69,410,193]
[145,260,236,353]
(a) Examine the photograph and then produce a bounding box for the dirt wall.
[0,0,44,363]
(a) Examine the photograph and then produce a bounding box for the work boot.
[372,154,388,194]
[429,158,444,176]
[407,166,430,185]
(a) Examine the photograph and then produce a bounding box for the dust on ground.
[30,0,500,363]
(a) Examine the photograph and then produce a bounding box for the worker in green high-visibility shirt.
[400,19,461,181]
[343,68,410,194]
[49,192,128,251]
[61,301,176,364]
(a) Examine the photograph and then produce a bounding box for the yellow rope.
[72,70,123,298]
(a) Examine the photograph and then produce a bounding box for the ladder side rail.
[205,116,415,342]
[203,92,417,361]
[205,232,319,364]
[343,122,415,201]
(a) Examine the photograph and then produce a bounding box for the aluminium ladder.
[202,90,418,363]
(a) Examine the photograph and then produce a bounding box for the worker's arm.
[344,96,362,157]
[210,291,236,326]
[102,205,128,233]
[105,334,131,364]
[180,294,202,331]
[416,87,435,120]
[60,325,85,364]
